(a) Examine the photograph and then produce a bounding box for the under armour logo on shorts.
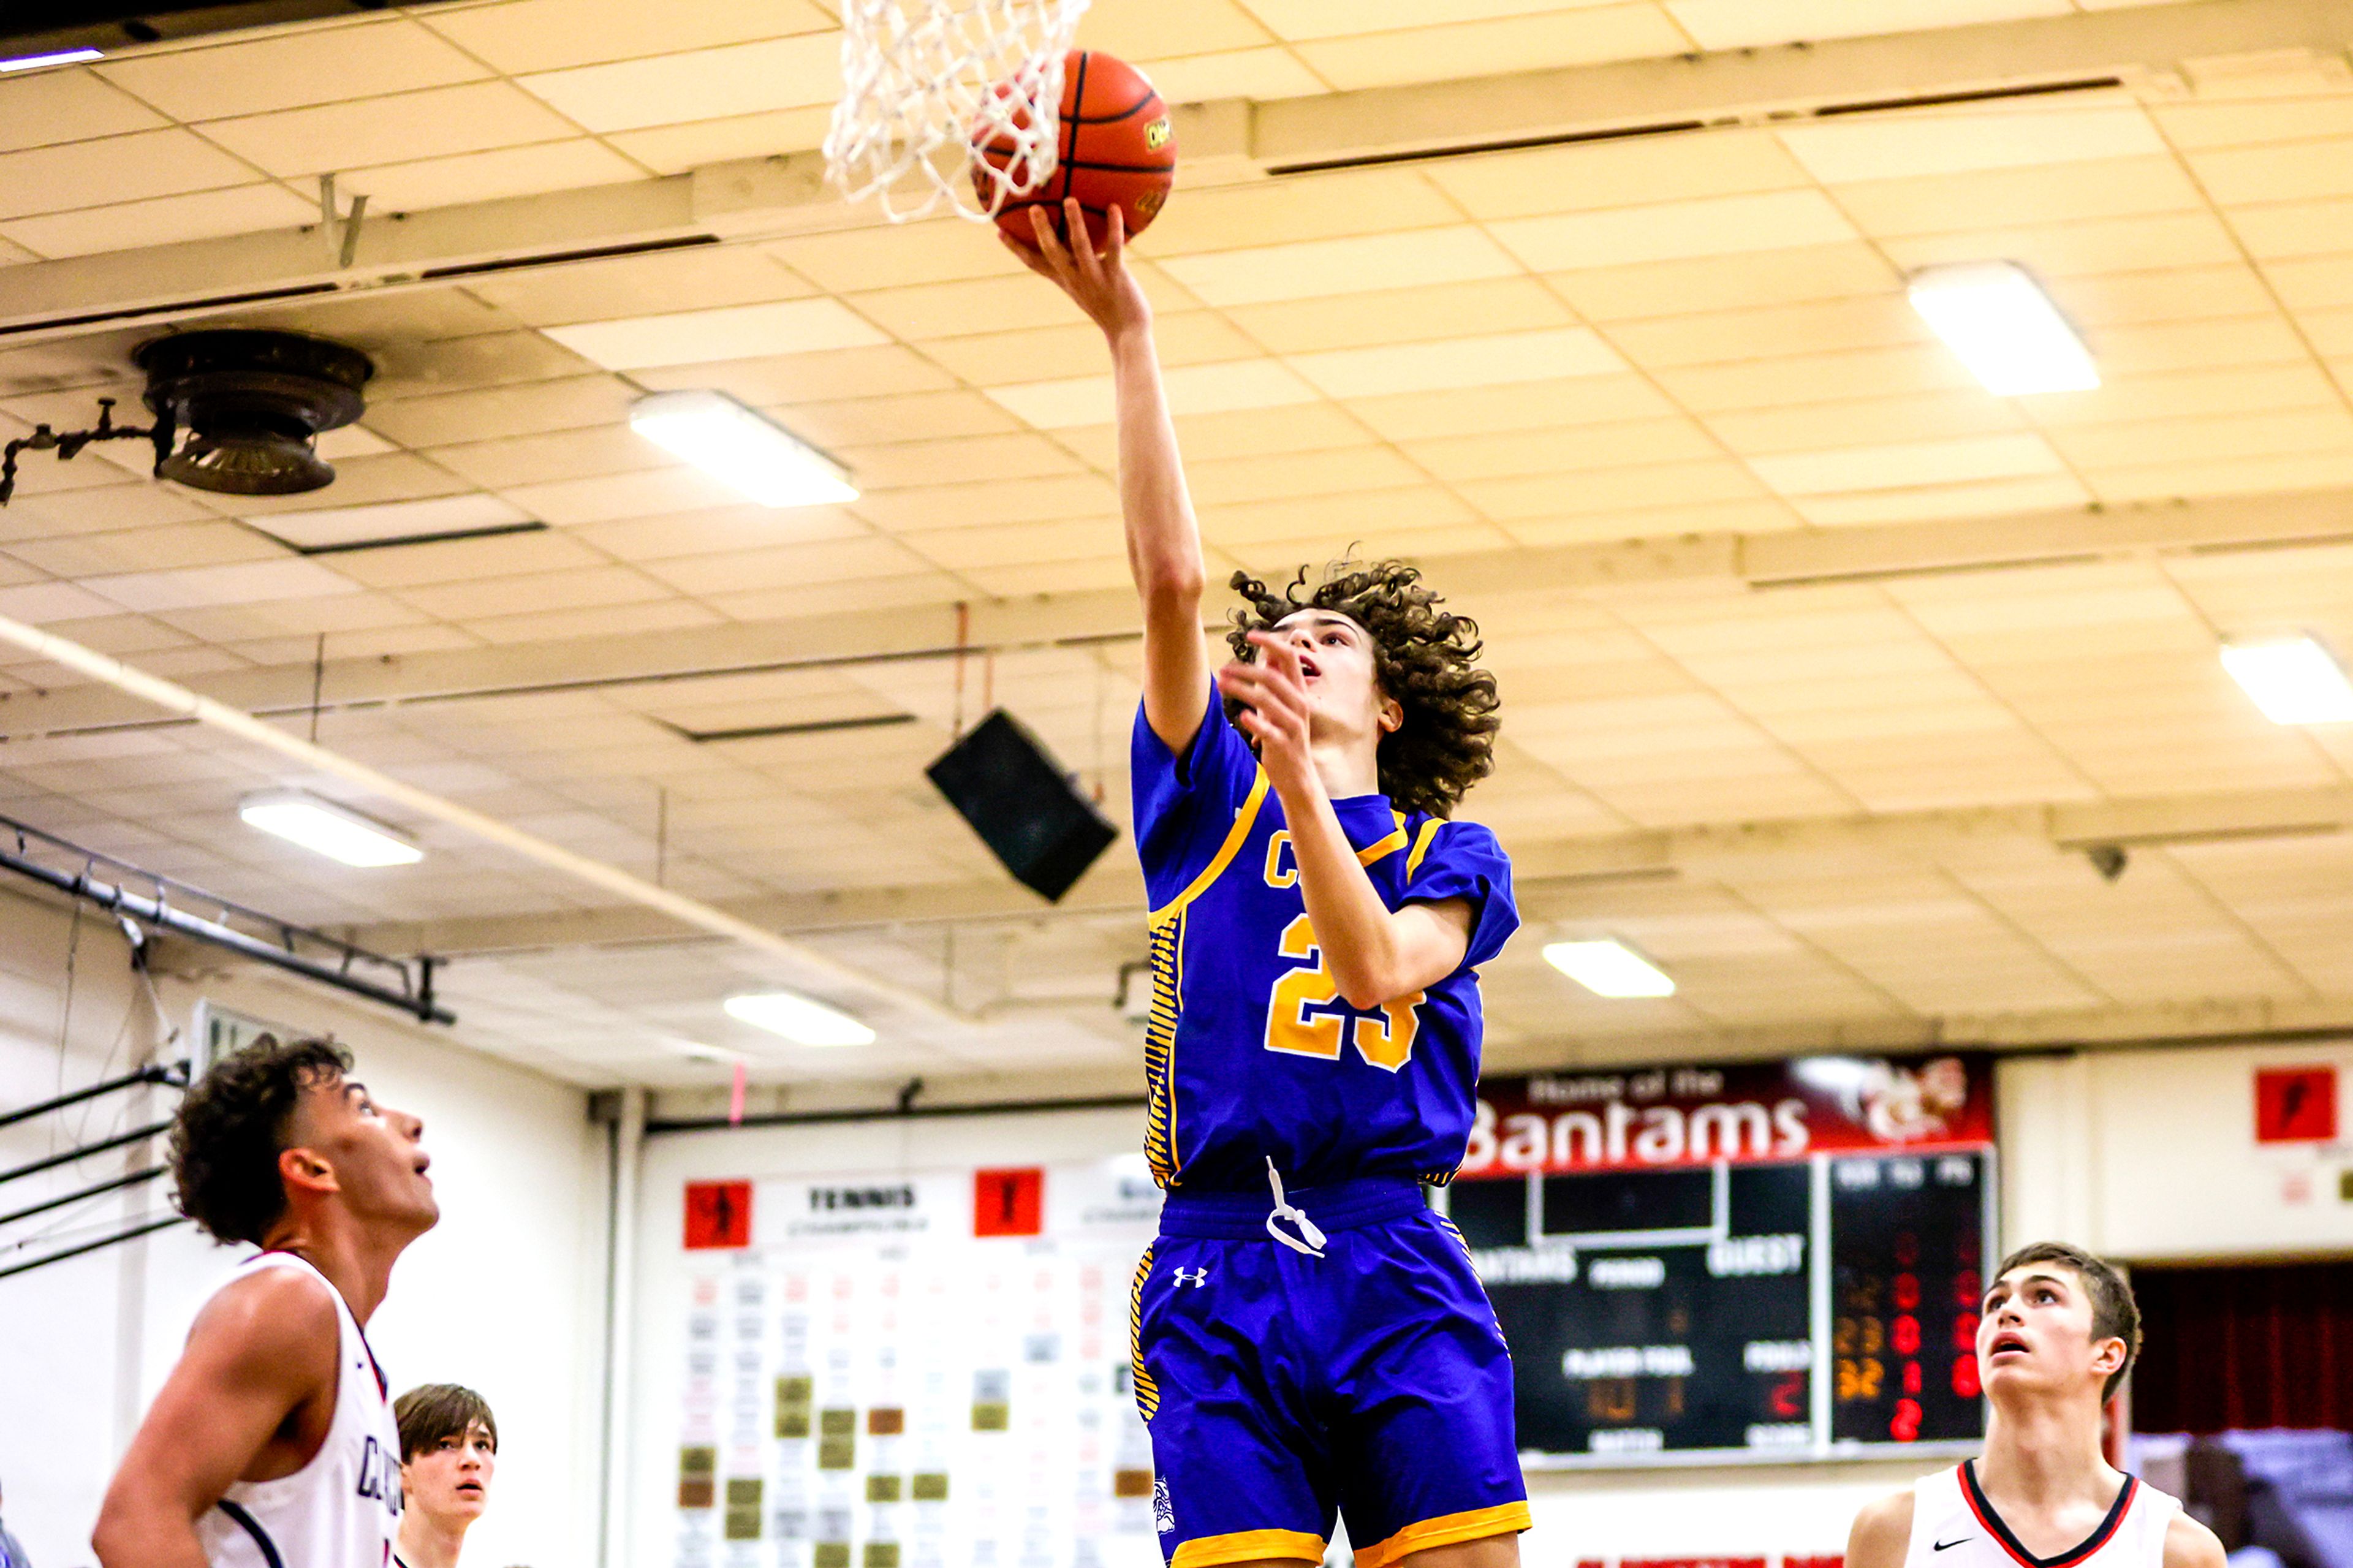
[1172,1266,1209,1287]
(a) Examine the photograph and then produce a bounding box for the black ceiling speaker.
[134,329,373,496]
[926,708,1118,903]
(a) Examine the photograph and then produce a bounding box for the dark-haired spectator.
[393,1385,497,1568]
[93,1036,436,1568]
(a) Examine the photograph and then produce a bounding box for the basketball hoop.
[825,0,1092,224]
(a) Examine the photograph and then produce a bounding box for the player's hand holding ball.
[1003,197,1151,343]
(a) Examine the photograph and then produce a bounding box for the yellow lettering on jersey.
[1262,831,1297,888]
[1262,914,1423,1071]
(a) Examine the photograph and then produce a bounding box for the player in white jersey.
[94,1037,437,1568]
[1847,1241,2224,1568]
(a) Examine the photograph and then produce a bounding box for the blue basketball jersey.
[1132,691,1519,1193]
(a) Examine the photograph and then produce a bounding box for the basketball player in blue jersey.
[1008,200,1527,1568]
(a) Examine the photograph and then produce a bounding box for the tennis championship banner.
[1462,1053,1995,1177]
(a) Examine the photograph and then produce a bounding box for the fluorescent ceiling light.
[0,48,102,72]
[724,991,876,1047]
[2221,637,2353,724]
[1543,939,1675,999]
[1907,261,2098,396]
[240,792,422,868]
[629,391,856,508]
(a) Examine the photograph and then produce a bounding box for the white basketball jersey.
[1906,1462,2179,1568]
[193,1252,403,1568]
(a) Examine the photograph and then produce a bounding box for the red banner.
[684,1180,752,1249]
[1461,1054,1994,1180]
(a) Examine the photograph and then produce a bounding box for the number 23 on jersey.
[1263,914,1422,1069]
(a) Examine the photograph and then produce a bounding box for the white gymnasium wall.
[0,885,609,1568]
[1998,1040,2353,1262]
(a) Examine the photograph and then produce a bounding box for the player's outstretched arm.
[1002,199,1210,752]
[1222,634,1475,1008]
[93,1268,339,1568]
[1844,1490,1915,1568]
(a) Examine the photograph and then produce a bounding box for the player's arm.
[92,1269,339,1568]
[1002,199,1210,753]
[2162,1510,2227,1568]
[1221,635,1474,1008]
[1844,1490,1915,1568]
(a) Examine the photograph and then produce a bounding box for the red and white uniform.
[1907,1462,2179,1568]
[192,1252,403,1568]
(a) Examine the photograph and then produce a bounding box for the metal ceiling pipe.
[0,611,964,1027]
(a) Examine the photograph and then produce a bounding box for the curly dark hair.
[170,1034,352,1247]
[1225,559,1499,817]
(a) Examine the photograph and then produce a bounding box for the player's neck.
[1309,733,1381,800]
[1979,1393,2122,1506]
[263,1206,410,1325]
[396,1509,468,1568]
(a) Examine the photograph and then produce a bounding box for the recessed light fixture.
[629,390,857,508]
[1543,939,1675,999]
[0,48,103,72]
[724,991,876,1047]
[2221,636,2353,724]
[240,792,422,867]
[1907,261,2099,396]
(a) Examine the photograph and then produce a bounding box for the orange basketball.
[976,50,1175,249]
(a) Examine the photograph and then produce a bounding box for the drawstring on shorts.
[1264,1157,1328,1258]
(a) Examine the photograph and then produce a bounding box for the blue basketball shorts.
[1128,1174,1529,1568]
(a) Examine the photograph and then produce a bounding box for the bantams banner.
[1460,1053,1996,1178]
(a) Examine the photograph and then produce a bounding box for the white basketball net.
[825,0,1093,224]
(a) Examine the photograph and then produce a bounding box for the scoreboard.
[1444,1055,1995,1466]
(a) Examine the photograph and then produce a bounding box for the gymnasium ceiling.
[5,0,2353,1091]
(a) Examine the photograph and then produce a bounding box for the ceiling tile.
[397,563,670,621]
[1140,167,1461,256]
[516,34,841,133]
[0,69,164,152]
[1881,212,2241,278]
[360,375,640,447]
[501,466,752,526]
[464,247,813,327]
[243,494,537,551]
[2155,96,2353,153]
[1831,156,2202,239]
[1077,0,1275,55]
[84,558,363,613]
[339,140,645,213]
[94,18,488,121]
[602,107,835,173]
[1404,418,1721,482]
[0,181,316,258]
[1789,473,2091,528]
[769,219,1025,294]
[1159,225,1520,306]
[325,526,611,589]
[1778,99,2161,184]
[0,129,259,221]
[198,81,586,179]
[1428,127,1806,221]
[1608,295,1929,370]
[631,344,957,404]
[427,426,670,491]
[1223,276,1574,355]
[1665,0,2064,48]
[1490,188,1859,271]
[419,0,832,74]
[569,504,865,563]
[2189,137,2353,206]
[543,298,890,370]
[1347,372,1677,440]
[985,359,1320,428]
[1293,327,1623,397]
[1293,6,1690,91]
[1132,48,1327,104]
[1749,433,2068,496]
[2227,196,2353,262]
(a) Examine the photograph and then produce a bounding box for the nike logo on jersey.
[1933,1539,1972,1551]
